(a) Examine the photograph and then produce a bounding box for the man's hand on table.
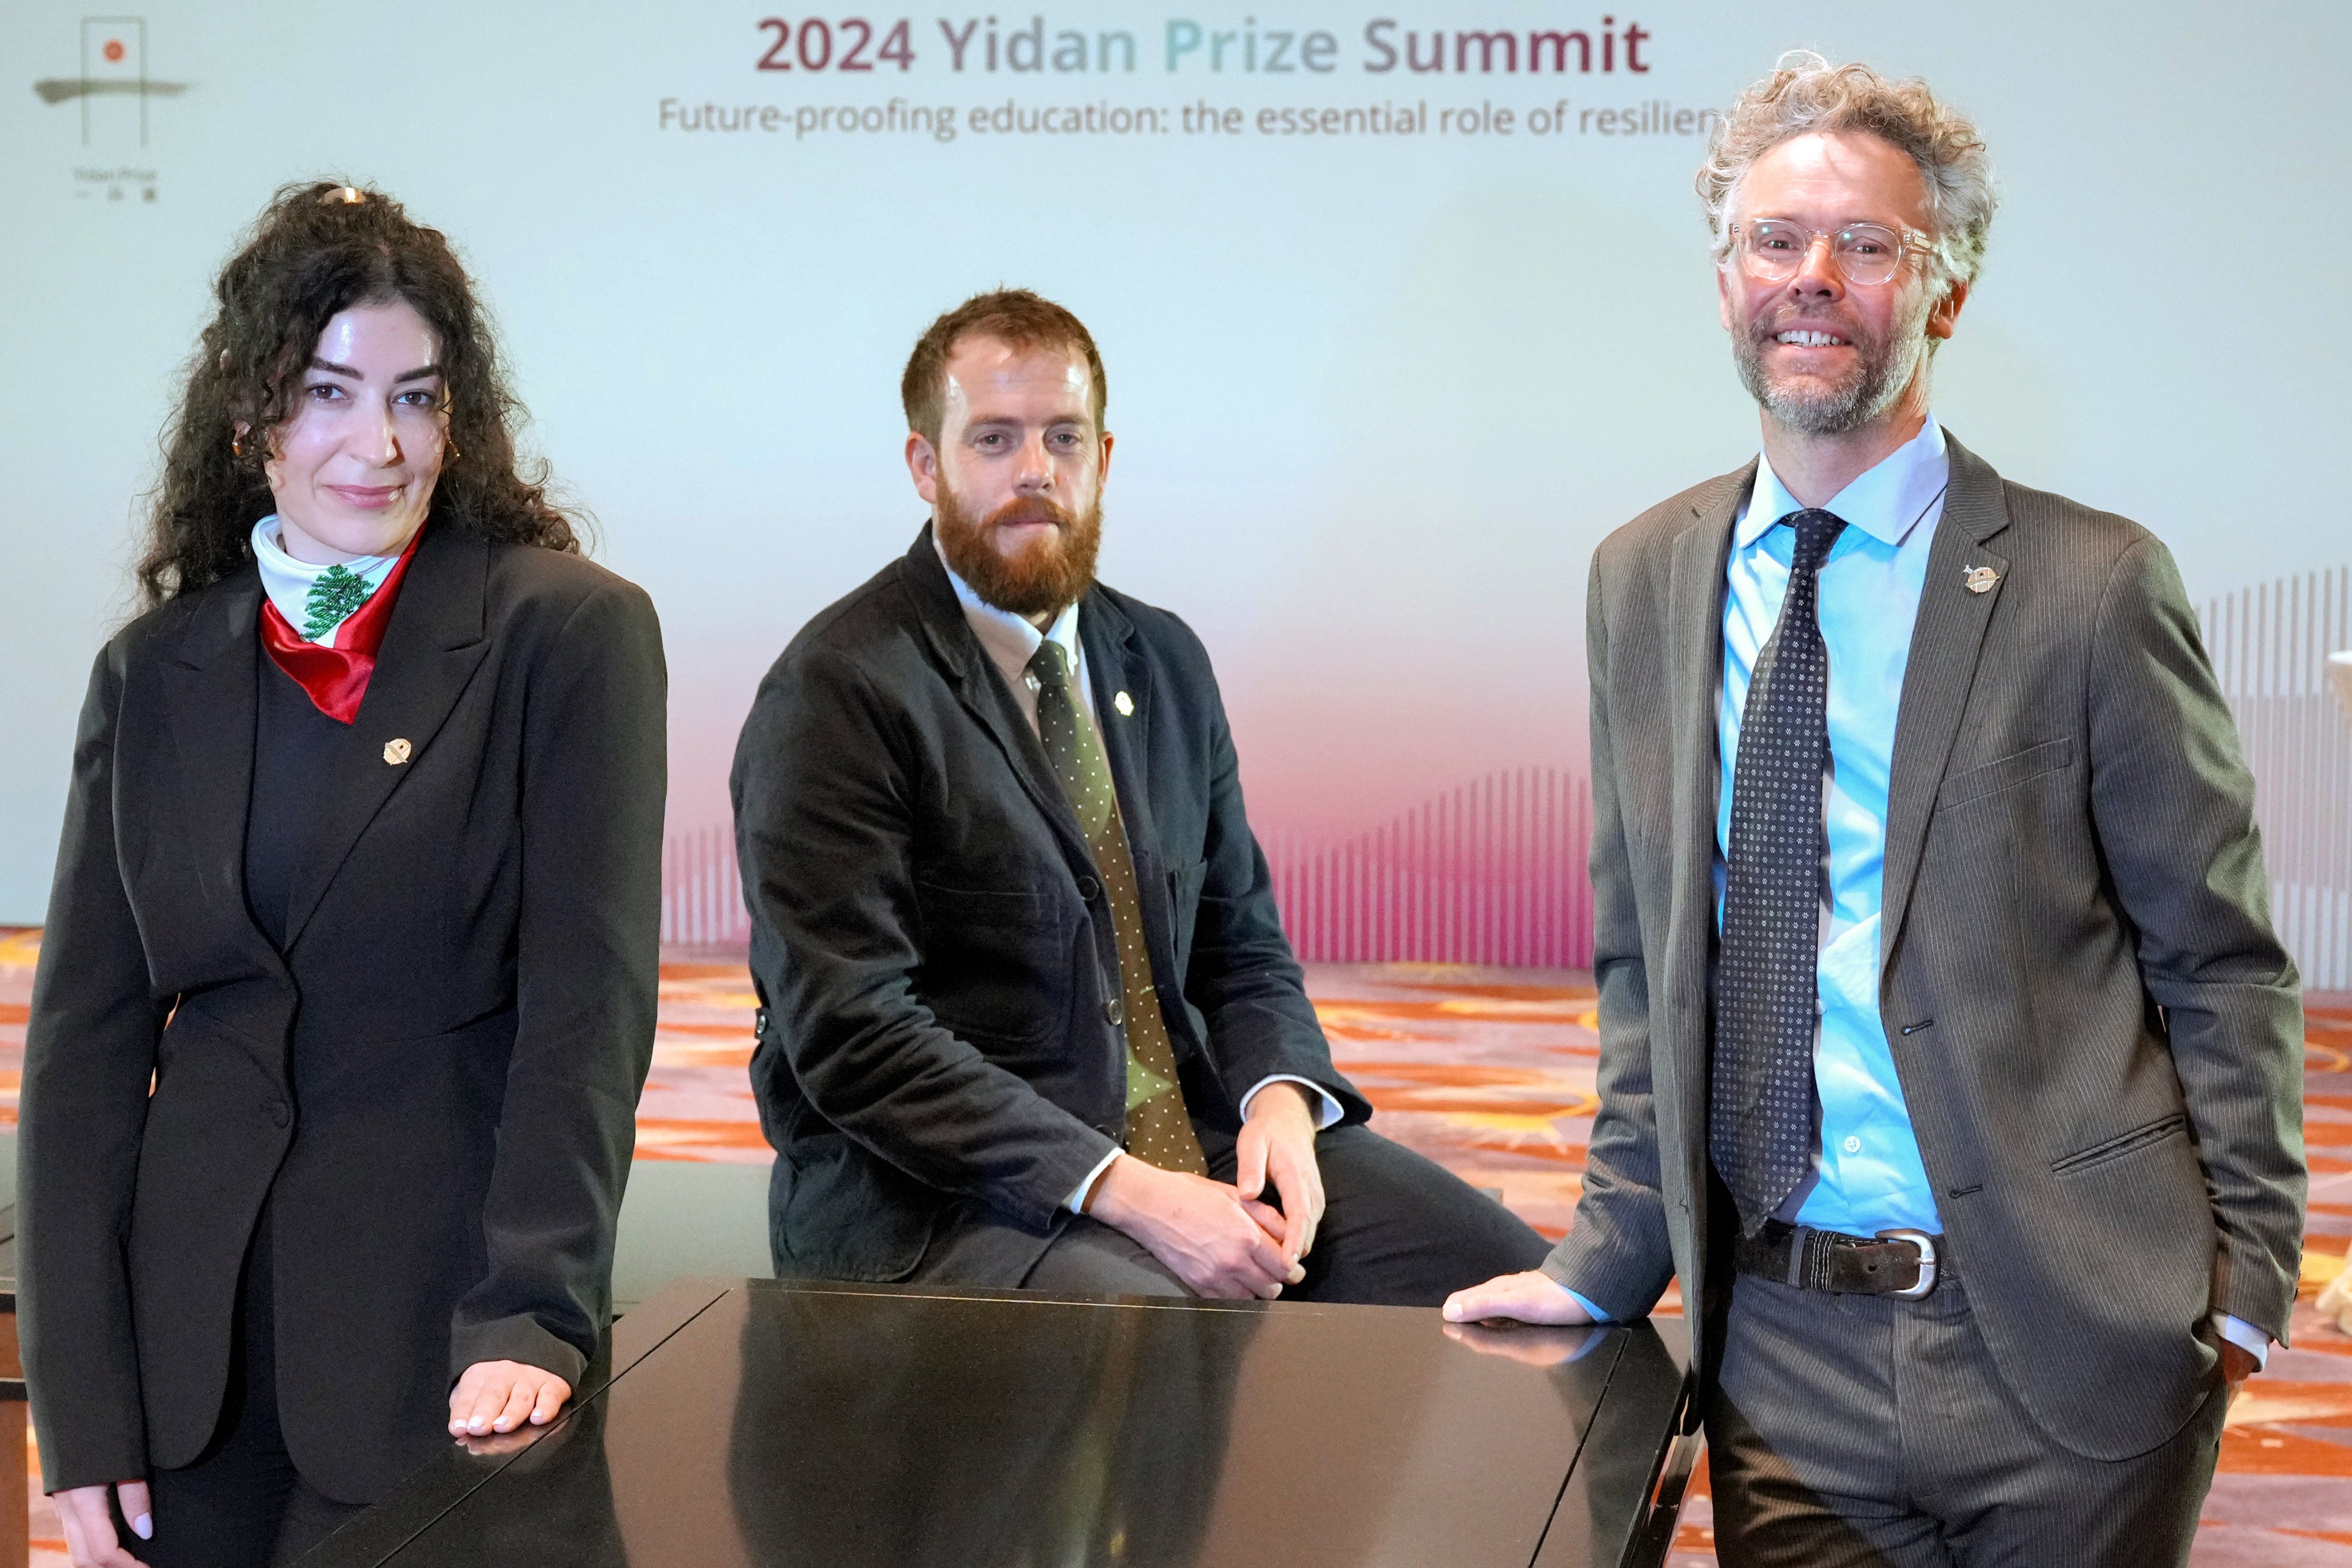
[1443,1279,2266,1393]
[1442,1269,1598,1327]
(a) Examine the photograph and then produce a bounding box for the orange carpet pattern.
[2,930,2346,1563]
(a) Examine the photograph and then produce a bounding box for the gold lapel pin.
[383,738,412,766]
[1114,690,1134,716]
[1963,566,2000,595]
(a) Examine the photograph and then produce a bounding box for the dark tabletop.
[303,1277,1689,1568]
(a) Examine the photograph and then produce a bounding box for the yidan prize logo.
[31,15,192,200]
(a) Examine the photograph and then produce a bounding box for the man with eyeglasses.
[1444,53,2304,1565]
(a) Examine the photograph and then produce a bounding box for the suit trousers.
[129,1207,365,1568]
[1702,1260,2225,1568]
[922,1122,1550,1306]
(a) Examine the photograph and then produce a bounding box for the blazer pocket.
[912,880,1068,1046]
[913,881,1048,926]
[1936,736,2077,812]
[778,1133,938,1283]
[2051,1113,2188,1176]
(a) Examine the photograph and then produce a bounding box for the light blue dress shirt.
[1558,421,1942,1325]
[1723,418,1949,1238]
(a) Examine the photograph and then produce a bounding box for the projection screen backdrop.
[4,0,2347,981]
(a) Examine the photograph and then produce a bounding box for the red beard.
[933,483,1102,617]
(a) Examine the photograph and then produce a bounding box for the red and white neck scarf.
[252,517,424,723]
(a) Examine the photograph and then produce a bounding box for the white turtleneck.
[251,516,400,648]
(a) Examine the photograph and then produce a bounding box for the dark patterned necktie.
[1028,642,1209,1177]
[1712,509,1846,1236]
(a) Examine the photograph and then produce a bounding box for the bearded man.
[731,289,1546,1304]
[1443,55,2305,1566]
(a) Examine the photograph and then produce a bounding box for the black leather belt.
[1735,1221,1942,1299]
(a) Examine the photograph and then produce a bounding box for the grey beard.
[1736,330,1921,436]
[1733,299,1932,437]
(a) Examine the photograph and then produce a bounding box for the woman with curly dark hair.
[20,181,667,1567]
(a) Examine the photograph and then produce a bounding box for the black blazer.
[19,526,667,1502]
[732,528,1366,1285]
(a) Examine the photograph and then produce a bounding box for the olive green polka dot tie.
[1028,642,1208,1177]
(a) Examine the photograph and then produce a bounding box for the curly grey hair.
[1698,51,1998,292]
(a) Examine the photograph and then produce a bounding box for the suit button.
[264,1099,290,1128]
[1077,876,1101,901]
[1103,999,1124,1026]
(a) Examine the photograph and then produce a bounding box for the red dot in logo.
[103,39,126,62]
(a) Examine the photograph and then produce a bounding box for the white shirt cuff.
[1239,1074,1344,1129]
[2214,1312,2271,1369]
[1065,1147,1123,1215]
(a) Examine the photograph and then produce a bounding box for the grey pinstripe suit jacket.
[1542,434,2307,1462]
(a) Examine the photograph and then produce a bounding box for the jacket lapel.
[1878,436,2014,965]
[1080,594,1215,1059]
[901,528,1098,871]
[1663,465,1748,1231]
[1078,590,1155,864]
[160,567,272,945]
[281,526,492,948]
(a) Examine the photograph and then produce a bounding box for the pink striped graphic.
[661,824,749,948]
[660,767,1600,967]
[1262,768,1596,968]
[2200,566,2352,990]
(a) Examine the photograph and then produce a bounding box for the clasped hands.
[53,1361,571,1568]
[1088,1080,1325,1300]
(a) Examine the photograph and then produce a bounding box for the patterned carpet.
[2,929,2346,1562]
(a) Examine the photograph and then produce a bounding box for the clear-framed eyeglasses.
[1728,219,1929,287]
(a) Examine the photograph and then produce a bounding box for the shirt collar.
[932,529,1081,683]
[1736,416,1950,550]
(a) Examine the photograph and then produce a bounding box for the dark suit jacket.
[1544,435,2306,1463]
[732,527,1368,1285]
[19,526,667,1501]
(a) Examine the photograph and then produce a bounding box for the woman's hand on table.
[448,1360,571,1438]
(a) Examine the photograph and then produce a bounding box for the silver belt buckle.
[1875,1228,1938,1300]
